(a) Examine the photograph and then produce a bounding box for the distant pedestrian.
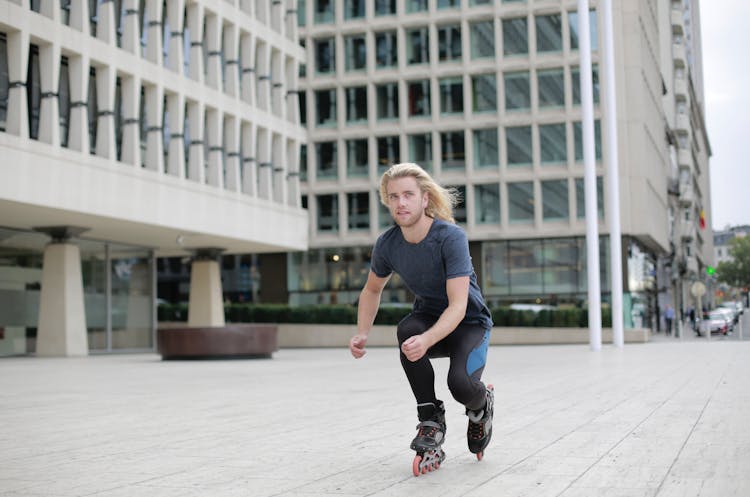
[664,305,675,336]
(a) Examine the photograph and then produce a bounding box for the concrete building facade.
[283,0,712,330]
[0,0,308,356]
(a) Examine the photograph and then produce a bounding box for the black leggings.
[397,313,490,411]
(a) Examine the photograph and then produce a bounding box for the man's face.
[385,176,429,228]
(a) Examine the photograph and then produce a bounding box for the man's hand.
[349,334,368,358]
[400,334,433,362]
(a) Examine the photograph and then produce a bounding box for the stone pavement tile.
[501,456,599,477]
[655,477,750,497]
[558,488,656,497]
[569,464,667,490]
[454,473,576,497]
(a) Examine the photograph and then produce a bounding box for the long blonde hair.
[379,163,459,223]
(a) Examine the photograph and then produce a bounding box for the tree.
[717,235,750,288]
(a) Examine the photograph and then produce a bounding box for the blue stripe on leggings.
[466,329,490,377]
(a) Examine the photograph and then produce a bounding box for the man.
[664,304,675,336]
[349,163,494,474]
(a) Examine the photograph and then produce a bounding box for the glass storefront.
[0,227,155,356]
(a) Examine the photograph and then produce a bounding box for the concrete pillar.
[36,243,88,356]
[188,249,225,327]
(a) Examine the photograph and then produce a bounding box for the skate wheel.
[412,455,422,477]
[476,451,484,461]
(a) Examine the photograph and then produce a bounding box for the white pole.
[601,0,624,348]
[578,0,601,351]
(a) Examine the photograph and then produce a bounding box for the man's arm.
[400,276,470,362]
[350,270,391,358]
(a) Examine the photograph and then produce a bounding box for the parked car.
[699,311,730,336]
[713,307,736,330]
[721,300,744,317]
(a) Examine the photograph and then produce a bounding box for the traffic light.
[706,266,716,276]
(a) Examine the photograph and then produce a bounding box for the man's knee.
[397,314,427,344]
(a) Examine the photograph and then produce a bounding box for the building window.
[407,79,431,117]
[299,144,308,181]
[475,183,500,224]
[539,123,567,164]
[375,0,397,16]
[508,181,534,223]
[409,133,432,170]
[472,73,497,113]
[314,0,335,24]
[542,180,569,220]
[438,0,460,10]
[317,194,339,232]
[375,31,398,68]
[88,67,98,155]
[575,176,604,219]
[572,64,600,104]
[378,198,392,228]
[538,68,565,108]
[346,139,368,177]
[347,192,370,230]
[504,71,530,111]
[438,24,462,62]
[502,17,528,56]
[376,82,399,120]
[315,38,335,74]
[473,128,499,169]
[58,56,71,148]
[343,0,365,20]
[574,120,602,161]
[440,77,463,115]
[315,88,337,127]
[448,184,467,223]
[569,10,598,51]
[407,0,428,13]
[344,35,367,72]
[441,131,465,170]
[0,33,7,131]
[377,135,400,173]
[470,21,495,59]
[406,27,430,65]
[316,141,338,178]
[299,91,307,125]
[298,0,306,26]
[27,44,41,140]
[471,0,493,5]
[536,14,563,53]
[345,86,367,123]
[506,125,532,167]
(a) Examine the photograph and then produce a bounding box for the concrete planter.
[157,324,278,359]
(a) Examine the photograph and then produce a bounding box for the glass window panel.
[317,194,339,232]
[569,10,598,51]
[314,0,334,24]
[298,90,307,125]
[378,197,392,228]
[508,240,543,294]
[406,27,430,65]
[345,86,367,123]
[471,0,492,5]
[440,131,465,170]
[575,176,604,219]
[0,34,7,131]
[376,82,399,120]
[315,38,335,73]
[27,44,41,140]
[473,128,499,169]
[542,238,580,294]
[407,0,428,13]
[407,80,431,117]
[377,135,400,173]
[345,35,367,71]
[439,77,463,115]
[408,133,432,170]
[347,192,369,230]
[316,88,337,126]
[571,64,600,104]
[438,0,460,9]
[502,17,528,56]
[58,56,71,148]
[539,123,567,164]
[475,183,500,224]
[538,68,565,108]
[536,14,562,52]
[504,71,530,110]
[438,24,462,61]
[573,119,602,160]
[299,144,308,181]
[343,0,365,20]
[506,126,532,167]
[375,31,398,68]
[316,141,338,178]
[472,73,497,113]
[346,139,368,177]
[374,0,396,16]
[542,180,569,220]
[508,181,534,222]
[483,241,510,294]
[297,0,306,26]
[470,21,495,59]
[447,184,467,223]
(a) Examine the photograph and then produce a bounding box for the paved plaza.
[1,331,749,496]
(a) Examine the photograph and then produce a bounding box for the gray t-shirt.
[371,219,493,329]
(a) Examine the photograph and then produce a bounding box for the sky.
[701,2,750,230]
